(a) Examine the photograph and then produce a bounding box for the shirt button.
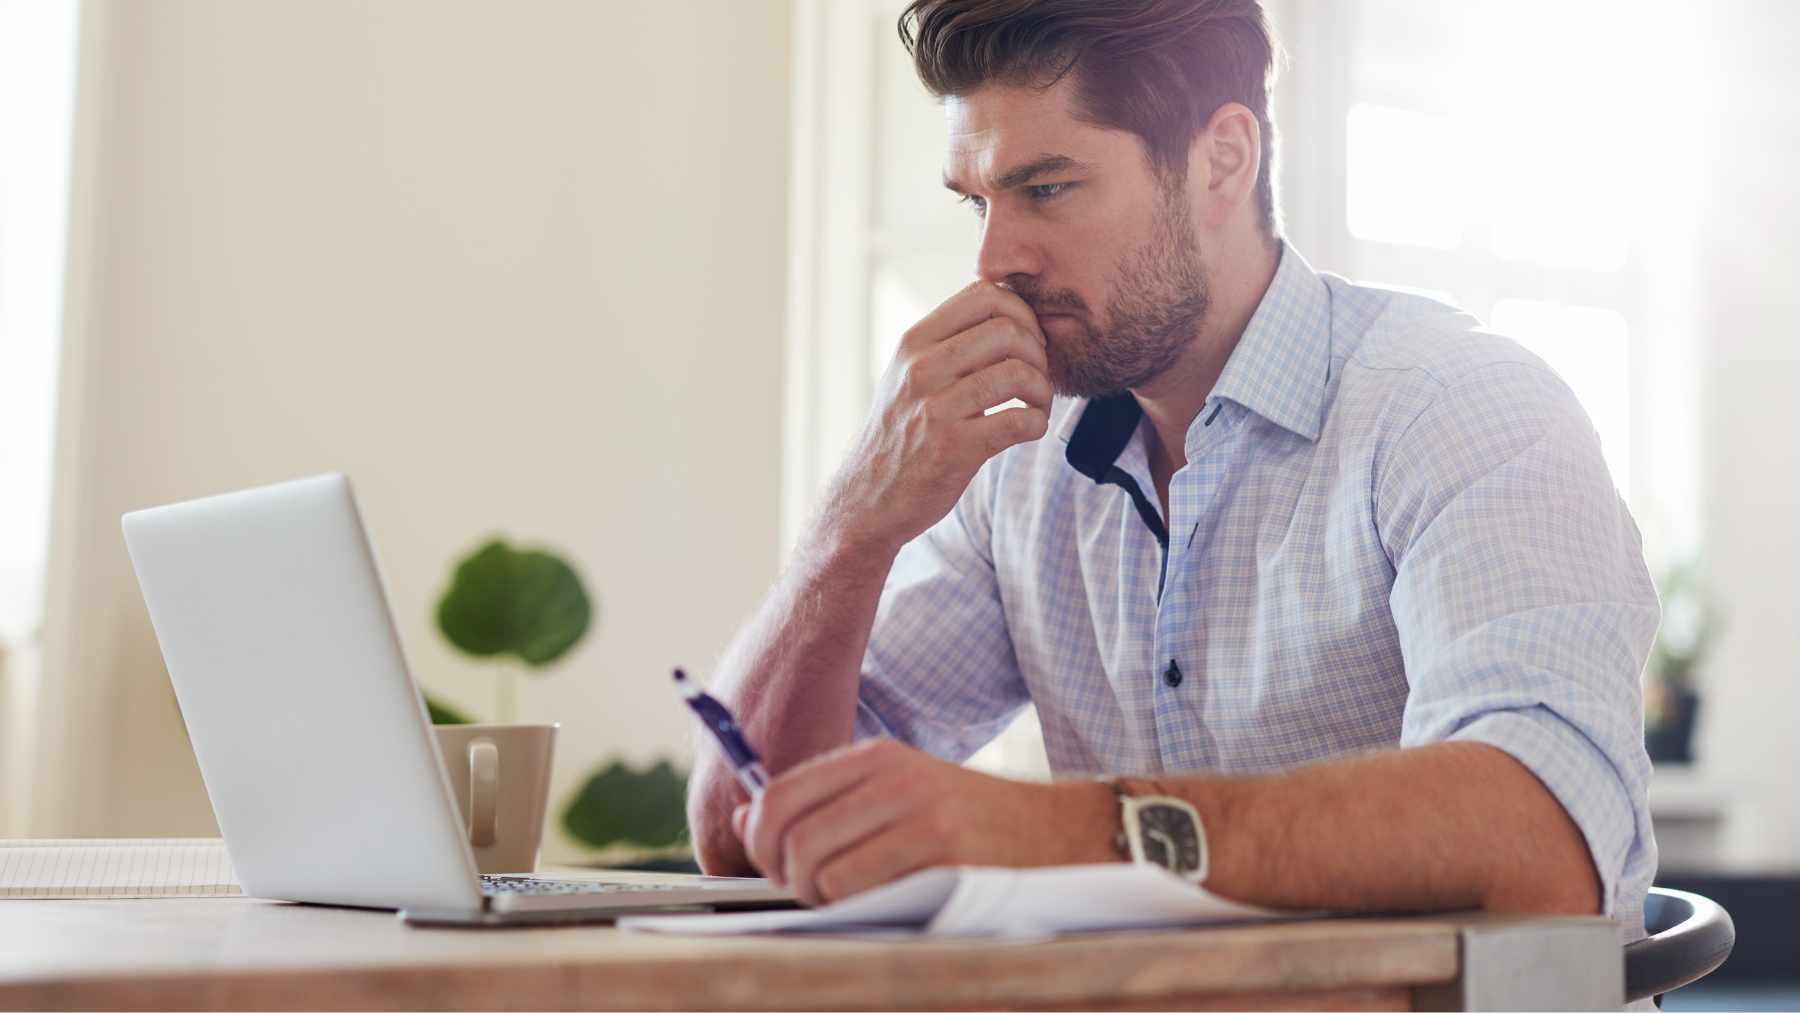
[1163,659,1183,688]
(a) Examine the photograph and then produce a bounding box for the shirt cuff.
[1448,705,1638,916]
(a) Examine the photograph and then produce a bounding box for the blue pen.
[673,668,770,798]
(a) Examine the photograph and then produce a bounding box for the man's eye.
[959,193,987,217]
[1028,182,1072,201]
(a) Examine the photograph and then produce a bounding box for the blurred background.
[0,0,1794,1001]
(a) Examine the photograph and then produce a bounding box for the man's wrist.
[807,488,907,569]
[1046,780,1131,866]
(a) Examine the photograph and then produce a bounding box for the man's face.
[943,77,1210,399]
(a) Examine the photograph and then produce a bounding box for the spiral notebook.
[0,838,241,898]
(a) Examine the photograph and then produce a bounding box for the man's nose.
[974,208,1041,287]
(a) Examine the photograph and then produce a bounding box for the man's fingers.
[968,403,1051,457]
[780,778,915,907]
[901,281,1044,355]
[919,316,1049,388]
[935,358,1053,421]
[811,821,943,905]
[743,740,893,886]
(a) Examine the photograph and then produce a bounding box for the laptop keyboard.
[479,874,686,896]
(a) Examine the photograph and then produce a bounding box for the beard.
[1012,184,1211,399]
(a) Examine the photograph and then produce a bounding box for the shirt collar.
[1058,392,1141,483]
[1060,241,1333,479]
[1207,242,1333,443]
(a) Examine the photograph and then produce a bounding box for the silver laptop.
[121,472,791,925]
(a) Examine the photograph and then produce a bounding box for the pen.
[673,668,770,798]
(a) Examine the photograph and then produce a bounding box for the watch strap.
[1104,776,1167,858]
[1106,779,1130,859]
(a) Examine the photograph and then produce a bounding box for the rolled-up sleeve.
[854,457,1032,762]
[1376,357,1660,916]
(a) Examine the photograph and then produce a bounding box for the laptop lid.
[122,473,484,912]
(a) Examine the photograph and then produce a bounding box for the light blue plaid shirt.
[855,243,1659,941]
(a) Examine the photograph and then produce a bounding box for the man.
[689,0,1659,947]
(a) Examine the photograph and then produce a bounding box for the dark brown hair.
[899,0,1281,235]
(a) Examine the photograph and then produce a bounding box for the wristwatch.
[1107,778,1208,883]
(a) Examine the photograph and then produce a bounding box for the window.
[0,0,80,644]
[1345,103,1463,250]
[1272,0,1699,564]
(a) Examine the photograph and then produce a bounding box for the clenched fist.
[823,280,1053,557]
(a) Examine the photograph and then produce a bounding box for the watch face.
[1135,802,1203,875]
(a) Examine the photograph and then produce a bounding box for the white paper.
[619,863,1301,938]
[0,837,241,898]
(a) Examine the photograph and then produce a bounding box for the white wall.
[1690,0,1800,872]
[30,0,791,862]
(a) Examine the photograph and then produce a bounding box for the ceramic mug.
[433,723,558,874]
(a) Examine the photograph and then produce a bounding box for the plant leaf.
[561,759,689,850]
[436,539,593,669]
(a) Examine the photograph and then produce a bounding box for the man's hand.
[734,739,1116,907]
[823,281,1053,557]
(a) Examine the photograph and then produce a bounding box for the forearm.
[688,281,1054,876]
[687,510,899,875]
[1154,741,1602,914]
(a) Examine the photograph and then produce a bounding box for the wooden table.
[0,872,1625,1011]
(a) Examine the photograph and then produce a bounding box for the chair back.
[1624,886,1735,1002]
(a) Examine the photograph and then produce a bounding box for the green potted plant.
[1643,561,1718,765]
[425,537,692,862]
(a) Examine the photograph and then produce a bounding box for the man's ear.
[1188,101,1261,229]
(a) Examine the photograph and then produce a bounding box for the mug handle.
[468,739,500,847]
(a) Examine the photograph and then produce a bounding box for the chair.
[1624,886,1735,1004]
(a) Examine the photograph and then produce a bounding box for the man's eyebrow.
[943,154,1093,194]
